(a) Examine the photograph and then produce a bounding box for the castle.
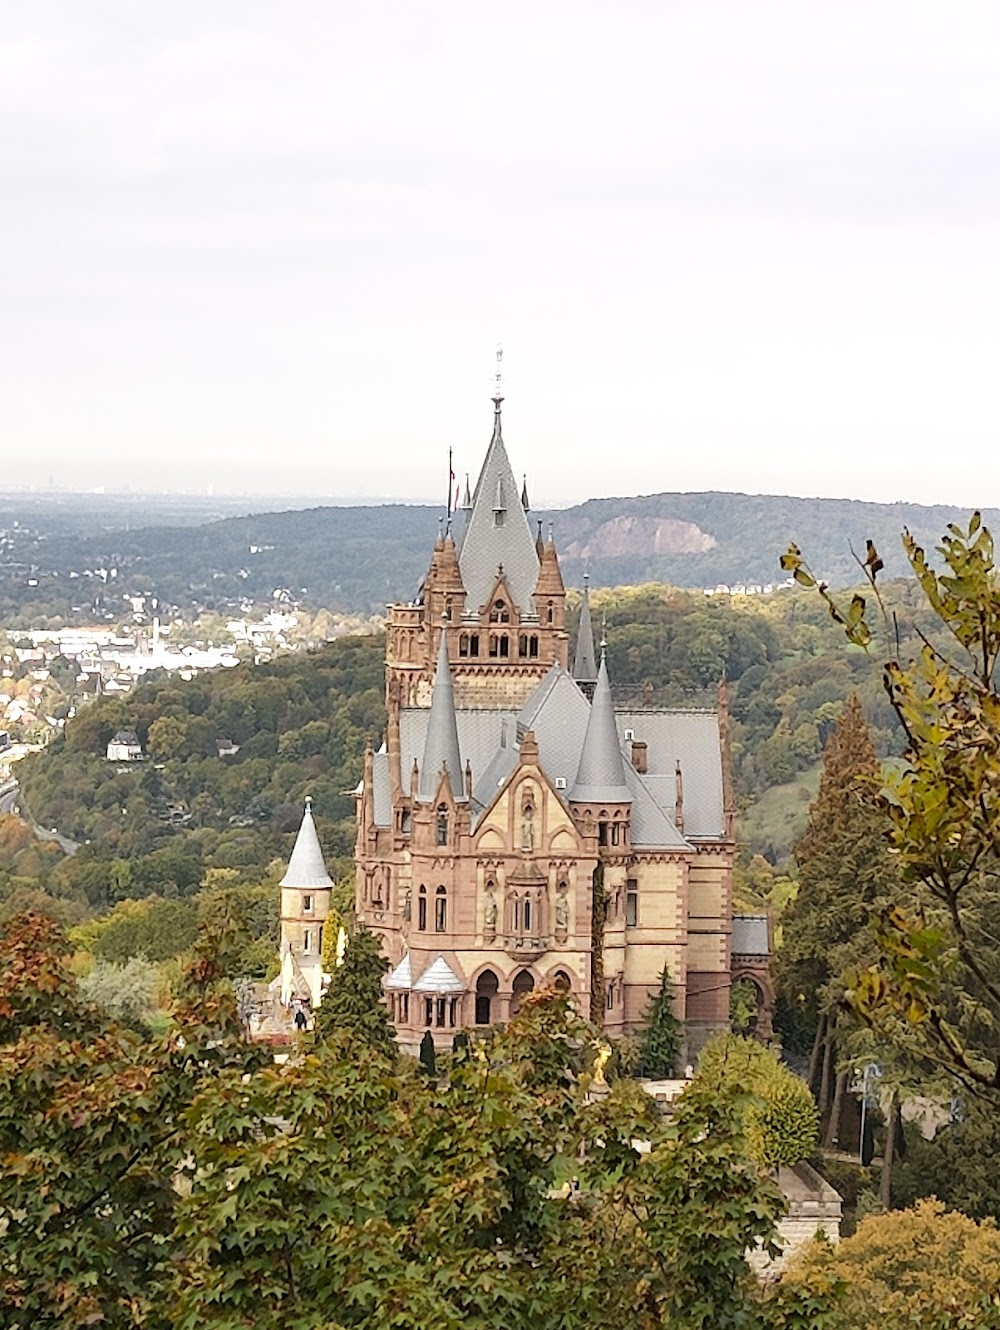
[278,388,739,1052]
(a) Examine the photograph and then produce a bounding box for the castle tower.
[279,797,333,1008]
[569,648,632,848]
[384,392,569,712]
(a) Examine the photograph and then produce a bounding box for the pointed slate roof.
[384,954,413,990]
[573,578,598,684]
[458,396,540,615]
[412,955,466,993]
[280,798,333,889]
[569,651,632,805]
[418,632,465,802]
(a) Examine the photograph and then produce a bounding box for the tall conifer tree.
[778,696,899,1112]
[313,924,396,1059]
[639,966,683,1078]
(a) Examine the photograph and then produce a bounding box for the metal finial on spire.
[304,795,312,812]
[600,612,608,650]
[494,342,503,401]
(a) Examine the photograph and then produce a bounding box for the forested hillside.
[1,488,990,622]
[11,636,384,913]
[5,577,942,924]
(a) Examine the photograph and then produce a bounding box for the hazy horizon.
[4,2,1000,508]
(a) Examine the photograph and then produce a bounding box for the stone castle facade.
[346,391,737,1053]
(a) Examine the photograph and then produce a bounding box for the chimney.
[631,740,648,774]
[675,760,685,834]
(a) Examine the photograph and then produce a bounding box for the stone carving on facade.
[483,883,497,940]
[554,882,569,943]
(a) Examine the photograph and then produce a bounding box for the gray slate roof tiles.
[457,404,540,617]
[418,633,466,802]
[280,801,333,889]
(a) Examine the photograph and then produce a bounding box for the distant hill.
[0,489,991,621]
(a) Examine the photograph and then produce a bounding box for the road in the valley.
[0,779,80,855]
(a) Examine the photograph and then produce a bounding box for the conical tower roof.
[573,577,598,685]
[280,798,333,888]
[569,650,631,804]
[418,632,465,802]
[458,395,540,615]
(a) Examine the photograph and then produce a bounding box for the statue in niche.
[402,888,411,923]
[483,886,497,935]
[555,889,569,934]
[521,803,534,852]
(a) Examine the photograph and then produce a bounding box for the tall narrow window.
[523,898,532,931]
[444,597,452,622]
[303,929,312,953]
[529,635,539,658]
[400,993,409,1022]
[302,894,313,913]
[448,997,457,1027]
[499,635,509,658]
[424,998,433,1027]
[625,880,638,928]
[546,601,554,624]
[436,998,446,1028]
[469,634,479,656]
[435,885,447,932]
[459,633,470,658]
[436,805,448,846]
[489,634,499,658]
[418,886,427,931]
[598,820,608,846]
[518,634,528,658]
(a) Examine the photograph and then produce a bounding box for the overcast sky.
[3,1,1000,507]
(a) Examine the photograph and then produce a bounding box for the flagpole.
[447,446,452,523]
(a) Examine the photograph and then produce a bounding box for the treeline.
[2,488,996,625]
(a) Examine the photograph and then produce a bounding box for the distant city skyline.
[3,2,1000,509]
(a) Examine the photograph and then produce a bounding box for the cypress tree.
[313,924,396,1059]
[639,966,683,1078]
[778,696,899,1120]
[779,696,899,1024]
[419,1029,437,1077]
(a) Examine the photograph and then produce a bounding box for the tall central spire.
[457,372,540,616]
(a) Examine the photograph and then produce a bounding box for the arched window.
[435,885,447,932]
[489,634,499,658]
[523,898,532,931]
[529,635,539,658]
[511,968,535,1016]
[518,634,528,658]
[444,597,453,622]
[553,970,571,993]
[490,600,510,624]
[469,633,480,657]
[546,600,554,624]
[459,633,470,658]
[436,805,448,846]
[498,635,509,659]
[418,885,427,931]
[476,969,499,1025]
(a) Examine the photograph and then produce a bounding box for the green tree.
[777,696,900,1121]
[782,515,1000,1103]
[312,923,395,1057]
[166,991,803,1330]
[147,714,189,759]
[79,955,160,1030]
[419,1027,437,1076]
[783,1199,1000,1329]
[638,964,683,1078]
[0,911,260,1330]
[694,1033,819,1171]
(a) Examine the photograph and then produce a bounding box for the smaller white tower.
[279,797,333,1009]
